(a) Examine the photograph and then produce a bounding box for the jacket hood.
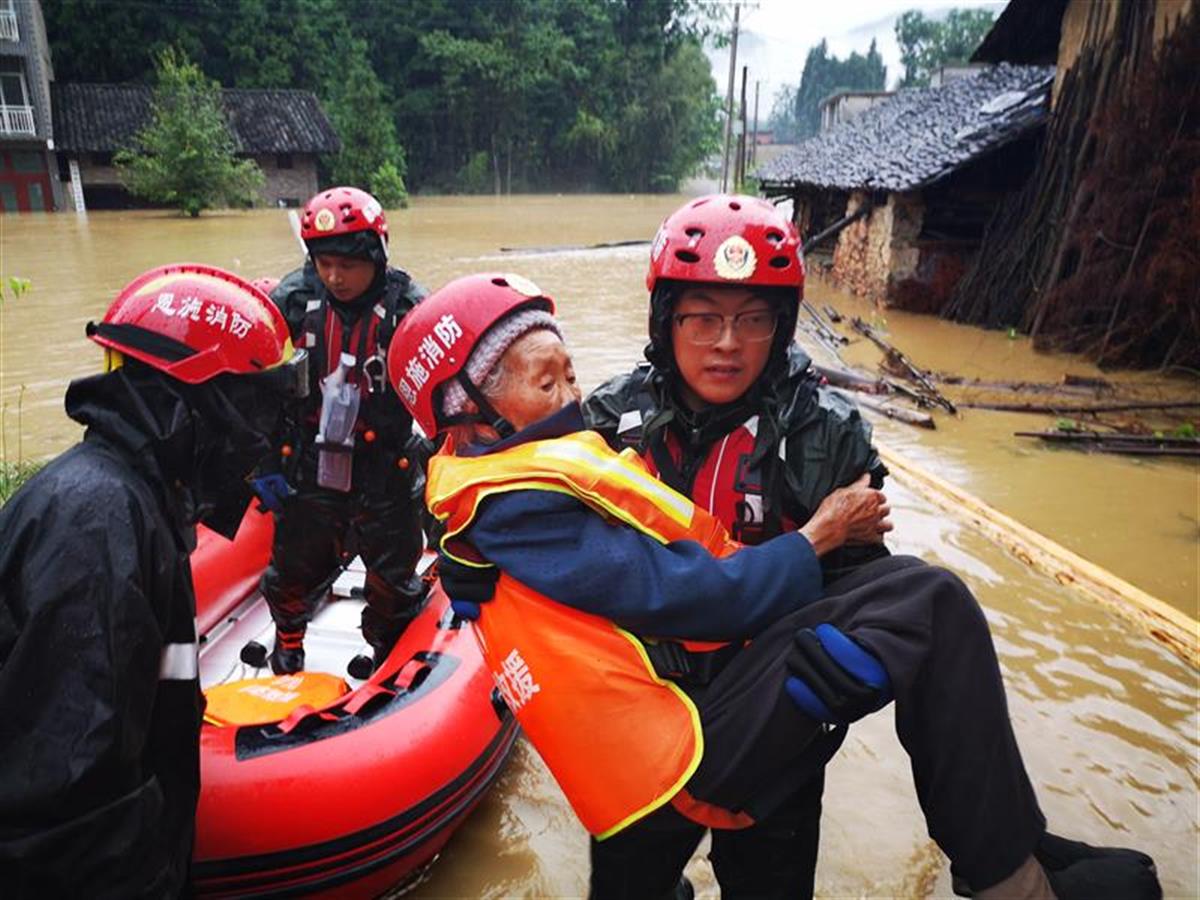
[65,364,278,536]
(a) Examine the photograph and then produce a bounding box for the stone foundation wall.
[829,191,928,306]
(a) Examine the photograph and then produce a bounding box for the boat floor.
[198,555,432,691]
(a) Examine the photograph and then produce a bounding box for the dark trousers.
[590,556,1045,899]
[590,775,824,900]
[260,488,425,651]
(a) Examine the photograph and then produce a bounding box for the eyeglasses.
[673,310,778,345]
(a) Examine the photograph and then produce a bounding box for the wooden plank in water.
[877,444,1199,668]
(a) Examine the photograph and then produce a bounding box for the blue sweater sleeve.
[464,490,822,641]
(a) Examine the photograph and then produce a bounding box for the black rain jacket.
[583,344,888,577]
[0,368,214,899]
[269,263,427,494]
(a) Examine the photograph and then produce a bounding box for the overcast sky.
[705,0,1008,123]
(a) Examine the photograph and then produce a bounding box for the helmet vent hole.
[766,231,784,244]
[675,250,701,264]
[685,227,704,238]
[769,255,791,269]
[729,201,742,211]
[492,277,509,287]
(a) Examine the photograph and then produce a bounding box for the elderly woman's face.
[491,330,581,431]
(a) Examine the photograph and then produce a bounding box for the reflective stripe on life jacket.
[426,430,744,838]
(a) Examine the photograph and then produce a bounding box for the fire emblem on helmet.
[713,236,756,280]
[313,208,336,232]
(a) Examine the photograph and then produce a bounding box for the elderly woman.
[387,273,1159,900]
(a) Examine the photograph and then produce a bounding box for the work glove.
[250,473,295,513]
[437,549,499,621]
[785,623,892,724]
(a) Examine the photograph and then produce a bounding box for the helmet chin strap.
[443,372,515,439]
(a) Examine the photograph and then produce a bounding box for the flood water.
[2,197,1197,898]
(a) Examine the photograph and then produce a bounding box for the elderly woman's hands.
[798,474,892,557]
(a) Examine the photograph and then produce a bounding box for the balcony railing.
[0,104,35,136]
[0,10,18,42]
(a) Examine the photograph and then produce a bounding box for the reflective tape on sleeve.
[159,642,198,681]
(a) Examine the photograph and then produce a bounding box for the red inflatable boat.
[189,510,517,898]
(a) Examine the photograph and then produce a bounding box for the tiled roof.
[757,64,1055,193]
[52,83,341,154]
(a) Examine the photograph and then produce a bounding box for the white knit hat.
[441,308,563,419]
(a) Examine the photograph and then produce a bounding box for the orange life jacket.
[426,430,744,838]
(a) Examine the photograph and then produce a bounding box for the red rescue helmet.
[646,193,804,293]
[645,194,804,376]
[388,272,555,437]
[250,276,280,296]
[299,186,389,263]
[87,263,297,384]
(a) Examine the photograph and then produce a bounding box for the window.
[0,60,29,107]
[276,153,294,169]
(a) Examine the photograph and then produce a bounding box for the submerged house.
[51,83,341,211]
[757,64,1053,311]
[948,0,1198,369]
[0,0,59,212]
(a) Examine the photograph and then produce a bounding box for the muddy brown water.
[2,198,1196,898]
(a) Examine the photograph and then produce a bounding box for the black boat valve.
[240,641,269,668]
[347,654,375,681]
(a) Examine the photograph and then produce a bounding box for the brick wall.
[256,155,319,208]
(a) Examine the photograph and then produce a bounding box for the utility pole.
[736,65,748,190]
[751,80,760,168]
[720,4,740,193]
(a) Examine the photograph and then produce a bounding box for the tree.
[47,0,725,194]
[322,35,410,207]
[114,49,262,216]
[767,84,800,142]
[789,39,887,138]
[895,8,997,87]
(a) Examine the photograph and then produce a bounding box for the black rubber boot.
[368,636,398,674]
[269,628,306,675]
[1036,833,1161,900]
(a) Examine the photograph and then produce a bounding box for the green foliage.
[895,8,997,88]
[370,161,410,209]
[322,34,408,200]
[0,277,31,467]
[1,276,30,306]
[774,39,887,140]
[456,152,493,195]
[45,0,721,194]
[1054,418,1083,432]
[1172,422,1197,439]
[0,460,42,507]
[114,48,263,216]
